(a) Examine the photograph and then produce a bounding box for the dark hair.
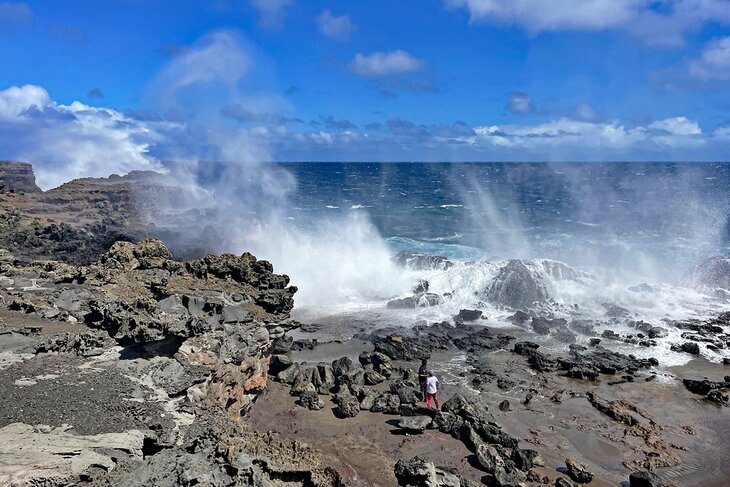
[421,359,427,365]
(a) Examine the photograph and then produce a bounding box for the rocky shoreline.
[248,310,729,486]
[0,161,728,486]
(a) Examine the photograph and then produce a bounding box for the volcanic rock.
[396,415,433,432]
[629,470,665,487]
[671,342,700,355]
[456,309,482,322]
[565,458,593,483]
[393,251,453,270]
[0,162,41,194]
[476,443,526,486]
[394,456,464,487]
[371,393,402,414]
[483,260,548,309]
[387,292,444,309]
[373,333,432,361]
[333,393,360,418]
[298,390,324,410]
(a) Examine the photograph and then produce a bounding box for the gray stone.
[298,391,323,411]
[387,293,444,309]
[371,393,401,414]
[334,393,360,418]
[565,458,593,483]
[396,415,432,432]
[476,443,526,486]
[276,362,300,384]
[483,260,548,309]
[221,306,253,324]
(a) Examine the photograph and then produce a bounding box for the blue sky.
[2,0,730,186]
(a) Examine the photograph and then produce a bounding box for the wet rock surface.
[483,259,550,309]
[250,303,730,486]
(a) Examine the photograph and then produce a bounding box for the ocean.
[170,162,730,366]
[281,162,730,269]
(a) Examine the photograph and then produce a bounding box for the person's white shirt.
[426,376,438,394]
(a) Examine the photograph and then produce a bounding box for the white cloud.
[269,112,726,162]
[445,0,730,45]
[689,36,730,80]
[250,0,292,29]
[349,50,424,77]
[648,116,701,135]
[0,84,162,189]
[469,116,707,151]
[446,0,638,30]
[574,103,601,122]
[317,10,354,41]
[507,91,532,113]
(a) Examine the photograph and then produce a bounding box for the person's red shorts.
[427,392,439,409]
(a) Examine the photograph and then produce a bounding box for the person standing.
[418,359,428,401]
[426,371,439,409]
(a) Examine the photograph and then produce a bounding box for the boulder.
[371,393,401,414]
[298,391,324,411]
[312,363,336,393]
[359,389,378,410]
[373,334,432,361]
[476,443,526,486]
[671,342,700,355]
[390,380,420,405]
[359,351,393,377]
[565,458,593,483]
[605,305,630,318]
[510,448,542,471]
[335,368,366,390]
[432,411,464,437]
[393,251,453,270]
[396,415,433,433]
[272,335,293,354]
[290,368,316,395]
[629,470,665,487]
[413,279,430,293]
[483,260,548,309]
[456,309,483,322]
[364,368,386,385]
[276,362,300,384]
[707,390,729,406]
[331,356,353,377]
[387,293,444,309]
[556,478,575,487]
[269,354,292,376]
[507,310,531,324]
[333,393,360,418]
[394,456,463,487]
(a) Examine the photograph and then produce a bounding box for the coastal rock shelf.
[0,238,340,486]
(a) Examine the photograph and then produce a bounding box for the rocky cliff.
[0,162,41,194]
[0,238,338,486]
[0,162,153,265]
